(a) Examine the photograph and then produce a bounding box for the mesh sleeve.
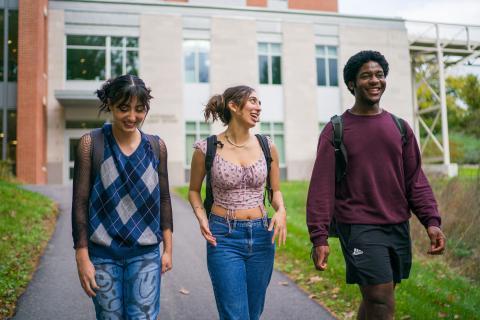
[158,138,173,232]
[71,133,92,249]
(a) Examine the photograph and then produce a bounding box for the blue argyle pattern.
[88,124,161,257]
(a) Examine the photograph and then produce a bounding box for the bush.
[412,174,480,281]
[0,161,14,182]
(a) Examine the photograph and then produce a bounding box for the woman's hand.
[199,217,217,246]
[268,207,287,246]
[75,248,99,297]
[161,251,173,273]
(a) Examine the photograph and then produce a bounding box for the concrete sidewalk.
[12,185,335,320]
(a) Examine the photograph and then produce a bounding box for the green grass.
[0,181,58,318]
[175,181,480,319]
[458,165,479,179]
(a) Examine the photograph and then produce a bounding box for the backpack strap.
[331,115,348,183]
[146,134,161,165]
[390,114,407,146]
[90,128,104,183]
[203,135,218,216]
[255,134,273,205]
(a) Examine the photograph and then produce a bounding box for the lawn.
[0,181,58,318]
[175,180,479,319]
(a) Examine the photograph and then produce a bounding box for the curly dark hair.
[95,74,153,113]
[343,51,389,95]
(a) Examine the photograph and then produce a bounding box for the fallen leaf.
[308,294,317,299]
[179,288,190,295]
[332,294,338,299]
[454,315,460,319]
[278,281,289,286]
[307,276,323,284]
[438,312,447,318]
[332,287,340,294]
[344,311,355,319]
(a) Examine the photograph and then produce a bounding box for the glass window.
[8,10,17,81]
[0,11,4,79]
[272,56,282,85]
[126,51,139,76]
[316,45,338,87]
[66,35,139,80]
[258,42,282,85]
[67,35,105,46]
[65,120,106,129]
[259,55,269,84]
[67,48,106,80]
[0,10,19,81]
[260,122,285,166]
[183,40,210,83]
[198,52,209,83]
[329,57,338,86]
[0,110,17,173]
[316,58,326,86]
[185,121,211,165]
[110,49,123,78]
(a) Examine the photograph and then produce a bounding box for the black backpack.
[90,128,161,182]
[203,134,273,217]
[328,113,407,236]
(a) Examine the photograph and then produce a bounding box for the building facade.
[13,0,413,185]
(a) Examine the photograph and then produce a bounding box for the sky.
[339,0,480,75]
[339,0,480,25]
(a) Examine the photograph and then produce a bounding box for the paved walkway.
[12,185,335,320]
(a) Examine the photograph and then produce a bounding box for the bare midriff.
[211,203,264,220]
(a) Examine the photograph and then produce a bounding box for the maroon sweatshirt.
[306,110,441,246]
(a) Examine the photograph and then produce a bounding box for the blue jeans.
[90,248,161,320]
[207,213,275,320]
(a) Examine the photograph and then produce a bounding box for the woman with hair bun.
[188,85,287,320]
[71,74,173,319]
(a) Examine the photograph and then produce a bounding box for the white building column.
[210,17,258,133]
[140,14,184,186]
[46,9,65,184]
[282,22,318,180]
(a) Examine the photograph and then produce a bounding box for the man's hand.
[312,245,329,271]
[427,226,446,255]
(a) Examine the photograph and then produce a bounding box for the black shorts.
[337,222,412,286]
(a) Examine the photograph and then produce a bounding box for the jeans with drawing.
[90,247,161,320]
[207,213,275,320]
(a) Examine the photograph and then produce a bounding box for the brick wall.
[247,0,268,7]
[289,0,338,12]
[17,0,48,184]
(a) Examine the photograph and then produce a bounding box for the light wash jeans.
[207,213,275,320]
[90,247,161,320]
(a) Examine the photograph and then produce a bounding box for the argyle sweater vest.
[88,124,162,259]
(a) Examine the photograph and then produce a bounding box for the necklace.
[225,134,248,148]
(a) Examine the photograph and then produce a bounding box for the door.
[64,129,89,184]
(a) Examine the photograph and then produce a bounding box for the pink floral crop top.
[193,136,273,215]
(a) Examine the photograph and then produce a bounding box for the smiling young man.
[306,51,446,320]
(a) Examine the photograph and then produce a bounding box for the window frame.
[183,39,210,84]
[65,35,139,81]
[260,121,286,167]
[185,120,211,166]
[258,42,282,85]
[315,45,338,87]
